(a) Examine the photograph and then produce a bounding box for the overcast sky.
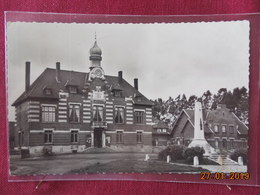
[6,21,250,121]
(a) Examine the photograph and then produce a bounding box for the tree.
[151,86,248,126]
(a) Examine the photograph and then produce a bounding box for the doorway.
[94,129,102,148]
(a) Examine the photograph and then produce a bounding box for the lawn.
[69,159,209,174]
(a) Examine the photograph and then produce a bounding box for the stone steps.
[208,154,238,165]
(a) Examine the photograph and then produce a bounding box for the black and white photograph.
[7,18,249,177]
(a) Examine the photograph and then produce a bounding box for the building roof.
[90,41,102,56]
[206,105,248,135]
[182,109,214,134]
[153,120,169,129]
[171,105,248,136]
[153,120,171,135]
[12,68,153,107]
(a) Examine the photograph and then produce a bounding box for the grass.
[69,159,209,174]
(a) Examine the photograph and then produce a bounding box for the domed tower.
[88,34,105,81]
[89,34,102,70]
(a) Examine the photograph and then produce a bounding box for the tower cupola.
[89,34,102,69]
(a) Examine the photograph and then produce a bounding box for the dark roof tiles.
[13,68,153,106]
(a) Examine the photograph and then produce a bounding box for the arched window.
[214,125,219,133]
[222,125,226,134]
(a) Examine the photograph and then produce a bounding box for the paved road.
[10,153,157,176]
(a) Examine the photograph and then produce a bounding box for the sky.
[6,21,250,121]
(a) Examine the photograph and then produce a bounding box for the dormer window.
[111,83,123,98]
[69,86,77,94]
[134,93,142,102]
[43,88,52,95]
[114,90,122,98]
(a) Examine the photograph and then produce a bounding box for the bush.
[182,146,205,162]
[230,148,248,165]
[158,145,186,161]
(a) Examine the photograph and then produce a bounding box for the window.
[44,88,52,95]
[115,107,124,124]
[242,139,247,148]
[215,138,219,148]
[44,130,53,143]
[230,139,234,149]
[162,129,167,133]
[222,125,226,134]
[71,130,78,143]
[157,129,161,133]
[69,86,77,94]
[18,130,24,148]
[114,91,122,97]
[136,97,142,102]
[214,125,219,133]
[116,131,123,143]
[93,106,103,122]
[59,92,69,99]
[137,132,143,143]
[134,111,144,124]
[69,104,80,122]
[42,105,56,122]
[229,125,234,134]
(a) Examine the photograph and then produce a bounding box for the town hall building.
[12,38,154,155]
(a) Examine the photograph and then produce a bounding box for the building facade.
[12,39,154,155]
[171,104,248,152]
[152,121,171,147]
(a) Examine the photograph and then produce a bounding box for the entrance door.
[94,129,102,148]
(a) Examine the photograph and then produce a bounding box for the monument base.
[188,139,216,156]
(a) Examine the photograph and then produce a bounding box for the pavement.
[198,165,247,173]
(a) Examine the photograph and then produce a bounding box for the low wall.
[29,145,86,156]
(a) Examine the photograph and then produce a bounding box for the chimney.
[25,61,30,92]
[56,62,61,83]
[118,71,123,83]
[134,78,138,91]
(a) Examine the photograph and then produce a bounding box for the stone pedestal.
[193,156,199,166]
[238,156,243,166]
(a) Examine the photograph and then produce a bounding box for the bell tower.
[88,34,105,81]
[89,33,102,70]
